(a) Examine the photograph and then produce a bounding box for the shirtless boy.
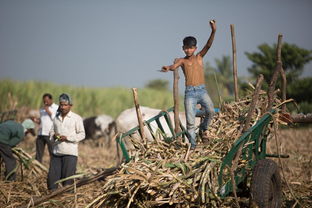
[161,20,216,150]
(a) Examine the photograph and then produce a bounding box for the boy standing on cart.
[161,20,216,150]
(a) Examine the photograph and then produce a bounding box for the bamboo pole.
[173,70,181,135]
[275,34,287,113]
[267,34,283,111]
[231,24,239,101]
[132,88,147,147]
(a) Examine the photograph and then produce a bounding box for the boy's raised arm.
[198,20,216,57]
[161,58,183,72]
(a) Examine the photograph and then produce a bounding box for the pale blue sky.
[1,0,311,92]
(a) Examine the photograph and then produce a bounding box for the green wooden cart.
[116,107,284,208]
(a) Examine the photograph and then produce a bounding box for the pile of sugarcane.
[0,175,107,208]
[0,147,47,181]
[0,147,113,208]
[0,148,49,207]
[12,148,48,177]
[86,89,285,208]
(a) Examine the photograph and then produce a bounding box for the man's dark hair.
[183,36,197,47]
[43,93,53,99]
[59,93,73,105]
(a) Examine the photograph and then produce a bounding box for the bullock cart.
[116,106,285,208]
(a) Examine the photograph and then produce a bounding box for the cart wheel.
[250,159,282,208]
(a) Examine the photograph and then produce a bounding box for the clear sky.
[1,0,311,92]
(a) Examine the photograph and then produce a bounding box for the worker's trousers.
[47,154,77,190]
[184,84,214,148]
[35,135,53,163]
[0,143,16,181]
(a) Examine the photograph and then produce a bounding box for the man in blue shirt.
[0,119,35,181]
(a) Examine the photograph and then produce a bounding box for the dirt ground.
[19,135,119,175]
[1,125,311,207]
[266,125,312,207]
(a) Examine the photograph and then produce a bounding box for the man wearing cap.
[47,93,85,190]
[0,119,35,181]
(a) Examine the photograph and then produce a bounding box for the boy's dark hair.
[183,36,197,47]
[43,93,53,99]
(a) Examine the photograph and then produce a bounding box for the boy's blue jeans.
[184,84,214,148]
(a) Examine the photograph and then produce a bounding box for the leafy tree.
[246,43,312,113]
[145,79,169,91]
[287,77,312,103]
[245,43,312,84]
[287,77,312,113]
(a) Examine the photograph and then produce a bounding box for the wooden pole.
[291,113,312,123]
[173,70,181,134]
[280,67,287,113]
[231,24,239,101]
[241,74,264,132]
[132,88,147,146]
[279,113,312,124]
[274,34,287,113]
[267,34,284,111]
[275,34,287,113]
[276,34,283,63]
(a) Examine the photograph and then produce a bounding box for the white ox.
[115,106,201,146]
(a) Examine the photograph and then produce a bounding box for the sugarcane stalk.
[126,184,140,208]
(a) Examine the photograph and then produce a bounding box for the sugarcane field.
[0,84,311,208]
[1,2,312,208]
[1,55,312,207]
[1,71,312,206]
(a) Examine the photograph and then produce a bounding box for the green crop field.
[0,79,183,118]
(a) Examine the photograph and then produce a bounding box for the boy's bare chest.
[182,58,202,71]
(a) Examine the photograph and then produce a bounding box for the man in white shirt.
[36,93,59,163]
[47,93,85,190]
